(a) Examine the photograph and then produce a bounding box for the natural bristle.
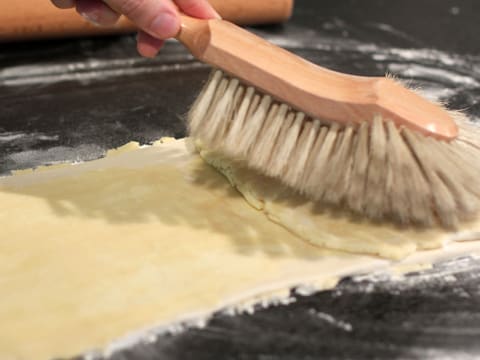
[188,70,480,229]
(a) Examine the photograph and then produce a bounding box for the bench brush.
[176,15,480,229]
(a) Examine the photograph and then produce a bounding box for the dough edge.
[2,137,480,360]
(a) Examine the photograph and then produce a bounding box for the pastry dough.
[1,139,479,360]
[201,149,480,259]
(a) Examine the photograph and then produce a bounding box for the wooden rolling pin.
[0,0,293,41]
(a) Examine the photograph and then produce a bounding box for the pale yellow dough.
[1,139,480,360]
[201,150,480,259]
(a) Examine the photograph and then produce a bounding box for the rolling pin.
[0,0,293,41]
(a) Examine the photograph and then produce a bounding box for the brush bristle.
[188,70,480,229]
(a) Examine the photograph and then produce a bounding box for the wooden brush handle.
[177,15,458,140]
[0,0,293,41]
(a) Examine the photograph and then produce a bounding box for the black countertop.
[2,0,480,359]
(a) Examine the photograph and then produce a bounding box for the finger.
[136,31,165,58]
[175,0,221,19]
[76,0,121,26]
[102,0,180,39]
[51,0,76,9]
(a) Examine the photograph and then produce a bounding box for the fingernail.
[150,12,180,39]
[52,0,75,9]
[101,8,121,26]
[212,9,222,20]
[80,11,101,26]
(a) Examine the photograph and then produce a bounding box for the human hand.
[51,0,220,57]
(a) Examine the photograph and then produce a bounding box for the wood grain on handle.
[0,0,293,41]
[177,15,458,140]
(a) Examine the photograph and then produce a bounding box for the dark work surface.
[2,0,480,359]
[108,257,480,360]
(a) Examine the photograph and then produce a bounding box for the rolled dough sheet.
[1,138,479,360]
[201,149,480,259]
